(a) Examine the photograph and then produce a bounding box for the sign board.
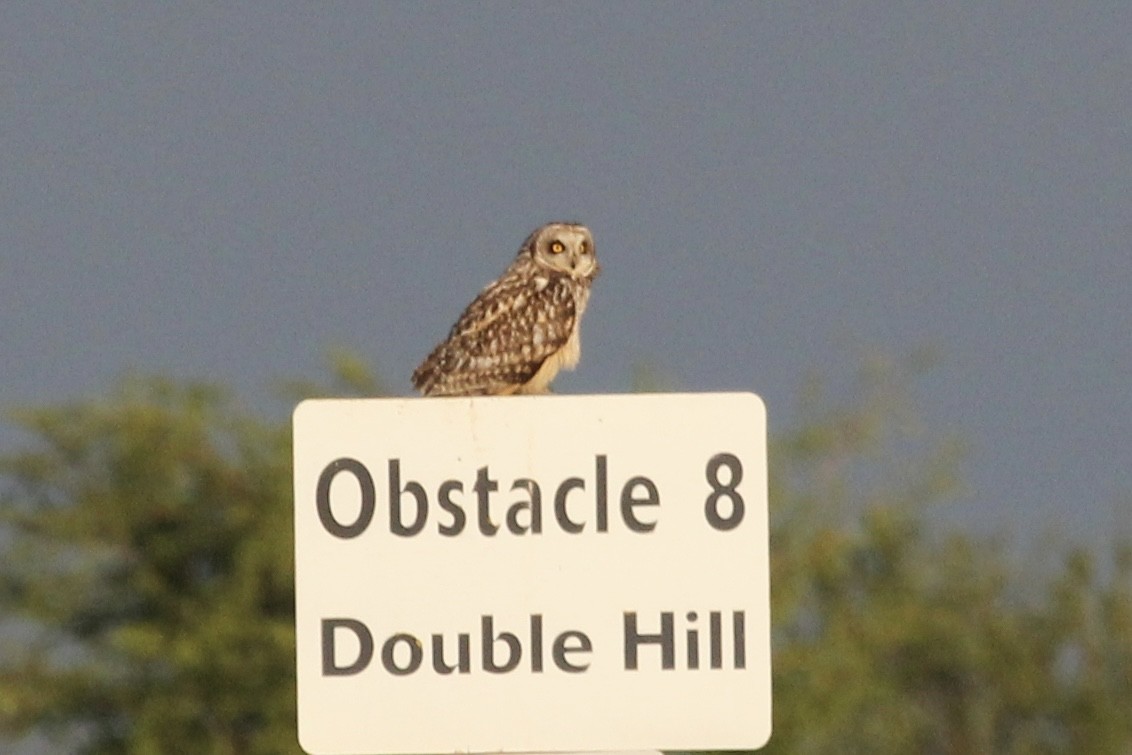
[293,393,771,754]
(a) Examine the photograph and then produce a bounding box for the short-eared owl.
[412,222,599,396]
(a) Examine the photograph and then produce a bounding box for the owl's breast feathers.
[411,269,592,397]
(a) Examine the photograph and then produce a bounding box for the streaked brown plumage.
[412,222,599,396]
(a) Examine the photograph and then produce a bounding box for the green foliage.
[0,376,301,753]
[1,356,1129,753]
[759,355,1132,754]
[0,352,389,751]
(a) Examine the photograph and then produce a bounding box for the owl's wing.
[412,275,576,396]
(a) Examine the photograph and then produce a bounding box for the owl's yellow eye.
[549,240,566,254]
[579,241,589,254]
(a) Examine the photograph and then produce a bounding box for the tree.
[1,355,1129,753]
[758,354,1132,753]
[0,376,299,753]
[0,354,378,753]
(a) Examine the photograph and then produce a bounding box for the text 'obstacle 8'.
[314,452,746,539]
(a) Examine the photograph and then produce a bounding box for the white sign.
[293,393,771,754]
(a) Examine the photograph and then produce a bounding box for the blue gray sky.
[2,4,1129,546]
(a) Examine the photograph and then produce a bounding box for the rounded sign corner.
[292,399,320,426]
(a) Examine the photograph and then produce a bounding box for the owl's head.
[522,222,598,280]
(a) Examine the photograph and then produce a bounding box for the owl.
[412,222,599,396]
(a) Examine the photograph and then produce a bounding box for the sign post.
[293,393,771,754]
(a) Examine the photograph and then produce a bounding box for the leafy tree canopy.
[1,354,1129,753]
